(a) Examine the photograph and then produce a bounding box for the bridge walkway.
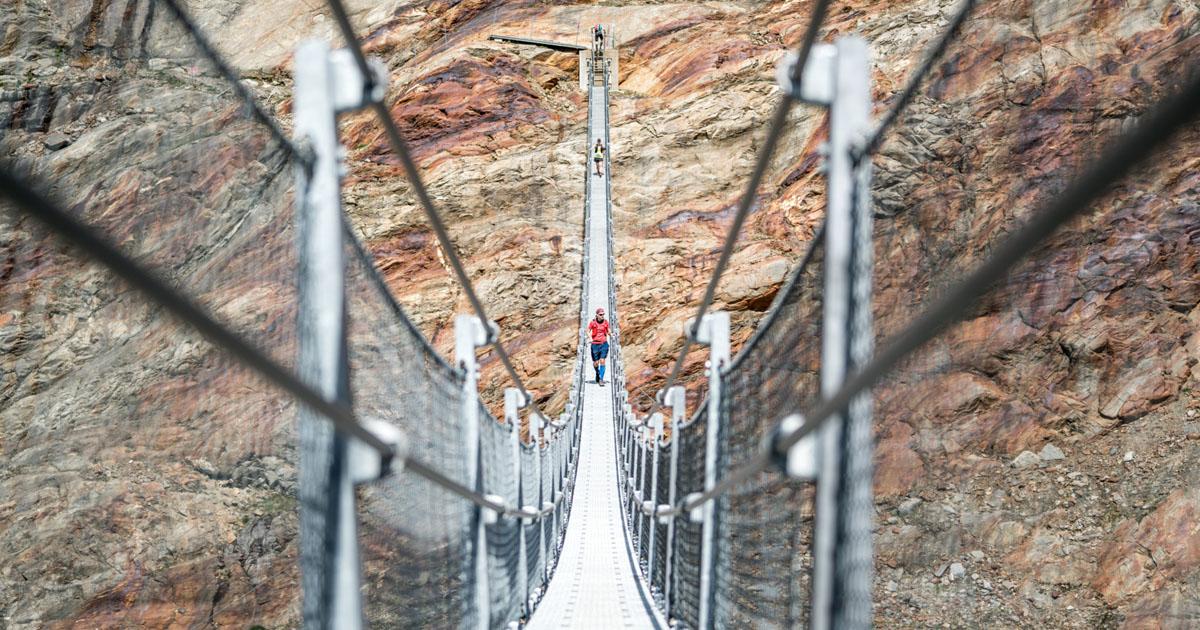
[525,64,662,630]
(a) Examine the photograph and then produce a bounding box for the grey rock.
[1012,450,1040,468]
[948,562,966,581]
[898,497,922,515]
[42,132,70,150]
[1040,443,1065,461]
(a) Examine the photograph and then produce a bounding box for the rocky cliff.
[2,0,1198,627]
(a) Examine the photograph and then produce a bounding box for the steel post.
[836,36,877,630]
[662,385,685,618]
[294,40,386,630]
[646,412,663,584]
[457,315,492,629]
[695,311,730,630]
[505,387,530,618]
[810,37,872,630]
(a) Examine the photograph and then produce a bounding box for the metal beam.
[489,34,588,52]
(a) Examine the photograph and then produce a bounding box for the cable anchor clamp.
[776,43,837,106]
[328,48,389,112]
[686,493,705,523]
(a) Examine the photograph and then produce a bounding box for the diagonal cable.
[660,65,1200,516]
[643,0,833,420]
[0,164,380,451]
[321,0,553,424]
[859,0,978,158]
[155,0,311,167]
[0,165,559,520]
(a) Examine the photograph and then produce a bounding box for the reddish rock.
[1095,490,1200,605]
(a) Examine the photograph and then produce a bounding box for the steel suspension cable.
[644,0,833,419]
[859,0,978,158]
[0,167,556,522]
[661,67,1200,517]
[726,218,826,372]
[155,0,311,167]
[321,0,552,423]
[0,165,382,452]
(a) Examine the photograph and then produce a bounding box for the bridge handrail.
[320,0,555,426]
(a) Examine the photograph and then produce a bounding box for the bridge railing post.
[635,419,647,557]
[645,411,663,584]
[793,36,873,630]
[536,413,552,588]
[659,385,685,618]
[687,311,730,630]
[504,387,530,619]
[294,39,391,630]
[456,315,493,629]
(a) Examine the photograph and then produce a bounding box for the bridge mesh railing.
[669,409,708,628]
[345,224,479,627]
[651,442,671,598]
[1,1,590,627]
[621,234,825,629]
[613,3,1200,629]
[857,16,1200,626]
[0,2,307,622]
[481,412,521,628]
[709,231,825,628]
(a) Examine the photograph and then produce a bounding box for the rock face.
[2,0,1198,627]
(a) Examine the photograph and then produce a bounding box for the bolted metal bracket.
[767,413,817,480]
[687,312,731,366]
[454,315,492,373]
[686,493,705,523]
[329,49,389,113]
[505,387,530,420]
[777,43,837,106]
[482,495,507,525]
[349,418,409,484]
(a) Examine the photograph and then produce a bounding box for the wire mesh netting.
[714,361,816,628]
[538,444,553,577]
[1,2,306,623]
[638,439,655,571]
[481,412,521,629]
[689,230,826,629]
[651,441,672,601]
[520,443,544,602]
[859,5,1199,626]
[348,225,478,627]
[670,409,708,628]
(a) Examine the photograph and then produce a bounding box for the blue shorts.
[590,342,609,361]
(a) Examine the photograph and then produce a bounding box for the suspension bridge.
[1,0,1198,628]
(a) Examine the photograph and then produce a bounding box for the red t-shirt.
[588,319,610,344]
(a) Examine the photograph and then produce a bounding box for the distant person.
[592,139,605,177]
[588,308,610,385]
[593,24,605,54]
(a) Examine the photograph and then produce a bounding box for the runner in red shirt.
[587,308,611,385]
